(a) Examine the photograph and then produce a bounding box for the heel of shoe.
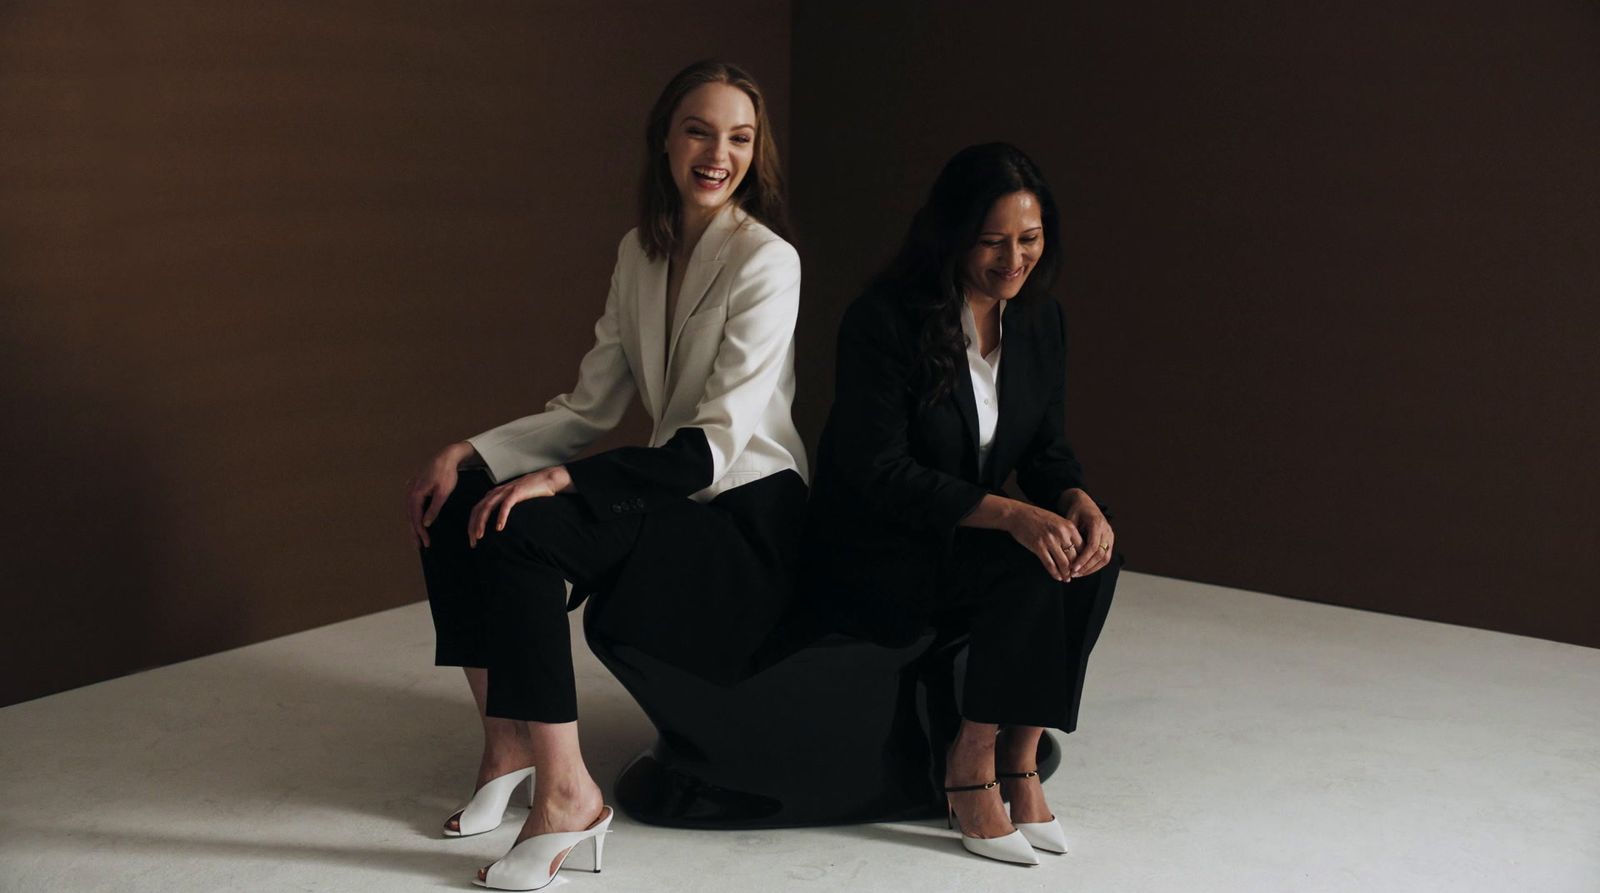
[591,829,605,874]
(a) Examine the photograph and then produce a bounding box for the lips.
[990,267,1026,281]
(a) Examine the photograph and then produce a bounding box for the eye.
[731,134,752,145]
[686,127,707,138]
[1020,235,1040,244]
[980,240,1004,248]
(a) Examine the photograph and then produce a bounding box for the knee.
[477,495,583,565]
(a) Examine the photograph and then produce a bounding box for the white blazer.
[468,206,809,503]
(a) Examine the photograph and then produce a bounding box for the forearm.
[1054,487,1089,515]
[958,493,1026,531]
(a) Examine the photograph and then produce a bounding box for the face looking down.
[963,190,1044,303]
[664,82,757,217]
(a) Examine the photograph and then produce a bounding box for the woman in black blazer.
[404,61,807,890]
[808,143,1119,865]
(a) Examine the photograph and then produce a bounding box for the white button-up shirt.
[960,299,1004,474]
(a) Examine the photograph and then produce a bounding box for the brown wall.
[0,1,791,706]
[5,1,1595,707]
[790,2,1600,648]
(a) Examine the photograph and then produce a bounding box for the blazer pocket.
[680,306,726,333]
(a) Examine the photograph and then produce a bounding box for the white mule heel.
[1000,769,1068,854]
[475,805,613,891]
[443,766,535,838]
[944,781,1039,866]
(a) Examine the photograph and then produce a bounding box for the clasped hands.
[1003,488,1115,583]
[407,441,574,549]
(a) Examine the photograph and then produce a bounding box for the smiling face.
[663,82,757,219]
[961,190,1045,303]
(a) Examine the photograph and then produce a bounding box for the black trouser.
[934,528,1119,733]
[419,470,644,723]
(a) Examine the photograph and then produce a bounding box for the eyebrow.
[681,116,756,132]
[979,226,1044,236]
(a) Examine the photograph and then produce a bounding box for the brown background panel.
[790,2,1600,645]
[0,1,791,706]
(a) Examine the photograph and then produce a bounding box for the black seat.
[582,605,1060,829]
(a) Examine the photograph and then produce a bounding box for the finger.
[495,490,518,532]
[1082,533,1113,576]
[1060,518,1083,552]
[1068,531,1094,582]
[412,499,434,550]
[1087,521,1115,574]
[421,483,450,528]
[1038,536,1066,582]
[469,492,497,547]
[1032,542,1063,581]
[1051,537,1075,582]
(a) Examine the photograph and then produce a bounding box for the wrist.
[551,465,574,493]
[444,441,479,468]
[1058,487,1089,512]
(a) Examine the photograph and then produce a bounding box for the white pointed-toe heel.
[443,766,536,838]
[944,781,1039,866]
[1000,769,1068,854]
[1013,818,1069,854]
[474,805,613,891]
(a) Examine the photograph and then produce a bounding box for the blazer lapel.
[991,299,1029,479]
[635,253,669,418]
[666,207,743,367]
[952,363,981,478]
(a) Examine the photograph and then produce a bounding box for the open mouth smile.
[692,166,731,189]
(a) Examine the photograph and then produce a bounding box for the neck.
[676,204,726,263]
[965,290,1002,322]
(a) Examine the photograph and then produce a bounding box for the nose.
[712,136,732,165]
[1005,242,1024,269]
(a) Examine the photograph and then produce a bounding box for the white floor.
[2,571,1597,892]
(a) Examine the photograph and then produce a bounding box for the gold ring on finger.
[1099,543,1110,553]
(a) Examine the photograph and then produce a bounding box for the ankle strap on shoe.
[997,770,1038,779]
[943,780,998,793]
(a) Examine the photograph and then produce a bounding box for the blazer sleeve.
[466,238,638,483]
[828,295,989,539]
[1013,299,1086,508]
[563,236,801,519]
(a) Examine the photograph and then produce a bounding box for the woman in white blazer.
[404,60,806,890]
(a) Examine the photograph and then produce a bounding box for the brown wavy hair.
[872,143,1062,409]
[637,60,789,260]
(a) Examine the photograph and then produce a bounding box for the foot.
[945,744,1014,840]
[478,777,606,883]
[999,768,1055,824]
[445,739,537,834]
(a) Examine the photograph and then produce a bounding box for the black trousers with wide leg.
[933,528,1120,733]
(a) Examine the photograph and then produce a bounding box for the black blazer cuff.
[564,428,714,522]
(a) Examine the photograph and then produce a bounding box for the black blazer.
[806,287,1086,644]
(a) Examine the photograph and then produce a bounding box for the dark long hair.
[637,60,789,260]
[872,143,1061,408]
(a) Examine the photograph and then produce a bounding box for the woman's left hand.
[467,465,574,547]
[1060,489,1114,577]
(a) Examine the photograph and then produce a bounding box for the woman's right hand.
[407,441,477,548]
[1002,501,1084,583]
